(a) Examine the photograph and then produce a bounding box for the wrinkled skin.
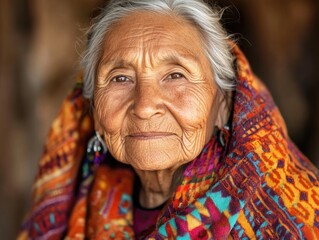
[94,11,229,208]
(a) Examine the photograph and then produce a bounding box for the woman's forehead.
[101,11,207,67]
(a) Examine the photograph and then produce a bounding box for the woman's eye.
[111,75,130,82]
[167,72,184,80]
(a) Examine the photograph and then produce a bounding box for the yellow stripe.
[237,211,256,239]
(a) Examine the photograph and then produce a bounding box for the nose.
[131,82,165,120]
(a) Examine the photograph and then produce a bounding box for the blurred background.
[0,0,318,238]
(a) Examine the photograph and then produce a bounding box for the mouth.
[127,132,175,140]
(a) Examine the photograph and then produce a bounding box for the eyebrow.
[99,59,134,70]
[156,52,200,67]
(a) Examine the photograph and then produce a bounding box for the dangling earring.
[87,131,107,167]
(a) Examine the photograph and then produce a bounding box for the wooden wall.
[0,0,318,238]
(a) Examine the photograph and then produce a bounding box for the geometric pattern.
[18,45,319,239]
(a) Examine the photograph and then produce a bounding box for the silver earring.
[87,131,107,166]
[87,131,107,154]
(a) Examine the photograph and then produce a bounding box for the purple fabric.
[133,205,162,237]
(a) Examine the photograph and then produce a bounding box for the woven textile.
[18,45,319,239]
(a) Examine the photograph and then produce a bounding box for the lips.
[127,132,175,140]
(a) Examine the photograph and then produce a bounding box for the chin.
[120,138,186,171]
[126,152,182,171]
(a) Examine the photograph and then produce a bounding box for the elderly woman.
[19,0,319,239]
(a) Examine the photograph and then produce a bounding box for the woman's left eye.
[166,72,184,80]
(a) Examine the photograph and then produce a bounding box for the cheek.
[94,88,129,134]
[168,84,215,130]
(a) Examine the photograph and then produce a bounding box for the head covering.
[18,45,319,239]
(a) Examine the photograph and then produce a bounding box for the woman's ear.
[93,109,103,134]
[214,90,230,129]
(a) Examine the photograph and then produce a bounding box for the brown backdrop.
[0,0,318,238]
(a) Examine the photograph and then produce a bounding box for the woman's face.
[94,11,222,171]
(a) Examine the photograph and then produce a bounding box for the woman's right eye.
[111,75,130,83]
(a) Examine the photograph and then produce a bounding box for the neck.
[134,166,184,208]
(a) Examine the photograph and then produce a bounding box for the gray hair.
[82,0,236,99]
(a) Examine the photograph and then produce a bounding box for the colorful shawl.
[18,45,319,239]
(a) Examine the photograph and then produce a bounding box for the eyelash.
[166,72,185,80]
[111,75,130,83]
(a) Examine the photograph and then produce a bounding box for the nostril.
[131,87,165,119]
[132,100,165,120]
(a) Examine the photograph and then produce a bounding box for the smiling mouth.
[127,132,175,140]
